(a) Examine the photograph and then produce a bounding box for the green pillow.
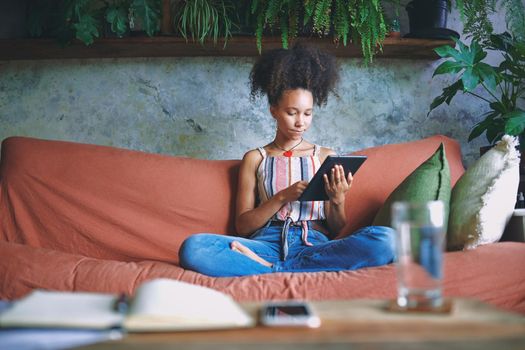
[372,143,451,227]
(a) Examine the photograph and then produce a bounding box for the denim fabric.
[179,224,395,277]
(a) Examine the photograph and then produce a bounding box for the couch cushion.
[338,135,464,238]
[0,136,240,265]
[447,135,520,251]
[1,239,524,315]
[372,143,451,227]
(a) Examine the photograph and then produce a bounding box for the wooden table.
[75,299,525,350]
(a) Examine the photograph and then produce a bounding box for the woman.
[179,43,394,277]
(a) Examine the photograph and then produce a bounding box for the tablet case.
[298,156,367,202]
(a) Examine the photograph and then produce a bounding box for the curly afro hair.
[249,42,339,107]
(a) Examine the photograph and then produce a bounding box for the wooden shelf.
[0,36,453,61]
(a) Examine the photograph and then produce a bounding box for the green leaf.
[265,0,281,26]
[429,94,448,113]
[476,62,498,92]
[461,67,480,91]
[280,15,288,49]
[106,6,128,37]
[486,119,505,144]
[304,0,316,25]
[131,0,161,37]
[490,101,507,114]
[74,14,99,45]
[433,60,465,77]
[434,45,461,60]
[504,110,525,136]
[255,9,264,53]
[468,111,498,142]
[251,0,260,14]
[470,40,487,64]
[428,80,463,113]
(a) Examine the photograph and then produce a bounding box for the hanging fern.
[251,0,387,63]
[265,0,281,26]
[303,0,316,26]
[312,0,331,35]
[288,0,299,42]
[255,3,266,52]
[252,0,301,51]
[348,0,386,64]
[333,0,350,45]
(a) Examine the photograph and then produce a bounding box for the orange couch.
[1,135,524,314]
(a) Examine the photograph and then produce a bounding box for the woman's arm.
[235,150,308,236]
[321,149,353,237]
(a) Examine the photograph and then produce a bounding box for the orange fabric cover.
[1,135,524,314]
[0,137,239,264]
[1,240,524,314]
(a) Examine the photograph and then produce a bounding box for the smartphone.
[259,301,321,328]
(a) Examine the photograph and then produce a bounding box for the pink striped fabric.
[256,146,326,222]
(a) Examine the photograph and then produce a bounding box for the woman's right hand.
[276,181,309,203]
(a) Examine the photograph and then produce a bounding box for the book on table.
[0,278,254,332]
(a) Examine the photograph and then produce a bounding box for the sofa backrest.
[0,137,240,264]
[0,135,464,264]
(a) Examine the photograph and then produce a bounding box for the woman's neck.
[273,133,306,150]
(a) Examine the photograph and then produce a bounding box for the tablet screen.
[298,155,367,202]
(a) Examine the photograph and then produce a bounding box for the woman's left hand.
[323,164,353,206]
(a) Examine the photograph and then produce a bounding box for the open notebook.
[0,278,254,332]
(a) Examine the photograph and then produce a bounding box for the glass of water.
[391,200,446,309]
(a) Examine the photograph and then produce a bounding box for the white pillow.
[447,135,520,250]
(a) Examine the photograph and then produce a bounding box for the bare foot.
[231,241,273,267]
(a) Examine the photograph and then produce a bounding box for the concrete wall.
[0,6,513,166]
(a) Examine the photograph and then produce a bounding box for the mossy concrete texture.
[0,55,489,165]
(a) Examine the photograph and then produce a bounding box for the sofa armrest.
[500,209,525,243]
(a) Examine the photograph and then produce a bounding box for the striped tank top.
[256,145,326,222]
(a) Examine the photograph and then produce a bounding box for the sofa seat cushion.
[2,240,524,315]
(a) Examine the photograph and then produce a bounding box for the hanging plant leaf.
[131,0,161,37]
[73,13,99,45]
[106,5,128,37]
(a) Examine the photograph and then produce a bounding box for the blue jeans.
[179,224,395,277]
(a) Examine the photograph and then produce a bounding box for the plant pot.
[404,0,458,39]
[0,0,27,39]
[406,0,447,32]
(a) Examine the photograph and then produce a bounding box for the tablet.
[298,155,367,202]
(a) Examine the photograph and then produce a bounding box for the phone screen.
[261,303,320,327]
[265,305,309,317]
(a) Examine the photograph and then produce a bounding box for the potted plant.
[250,0,387,64]
[428,0,525,147]
[26,0,162,45]
[453,0,525,46]
[428,32,525,147]
[171,0,237,47]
